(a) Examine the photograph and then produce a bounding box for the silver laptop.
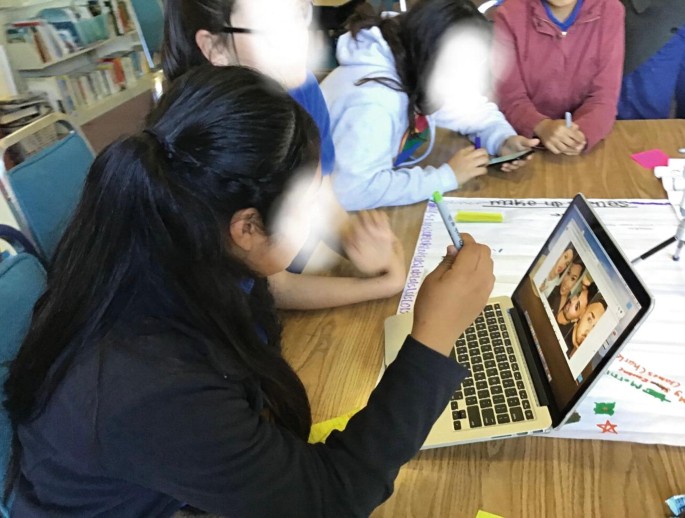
[384,194,653,448]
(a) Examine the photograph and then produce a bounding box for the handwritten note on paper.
[398,198,685,446]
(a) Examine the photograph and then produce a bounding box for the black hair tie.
[143,128,174,160]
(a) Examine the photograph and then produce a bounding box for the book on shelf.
[0,92,50,120]
[97,63,119,94]
[103,0,133,36]
[39,7,88,50]
[0,105,42,125]
[25,76,75,114]
[0,93,56,166]
[100,51,144,87]
[6,20,69,64]
[77,75,95,105]
[4,4,119,69]
[0,46,18,98]
[24,50,150,119]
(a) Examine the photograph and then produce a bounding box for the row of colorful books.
[5,1,134,66]
[25,50,150,117]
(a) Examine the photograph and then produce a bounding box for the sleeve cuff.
[437,162,459,192]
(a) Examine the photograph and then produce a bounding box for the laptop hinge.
[508,307,550,407]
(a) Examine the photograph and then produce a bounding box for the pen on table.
[631,236,676,264]
[565,112,572,128]
[432,191,464,250]
[474,135,481,150]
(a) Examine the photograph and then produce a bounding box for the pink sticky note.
[630,149,670,169]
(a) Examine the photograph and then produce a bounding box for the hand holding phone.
[492,135,539,171]
[487,148,535,166]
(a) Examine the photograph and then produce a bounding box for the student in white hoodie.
[321,0,539,210]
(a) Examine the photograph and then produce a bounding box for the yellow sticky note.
[476,511,504,518]
[456,211,504,223]
[308,408,361,444]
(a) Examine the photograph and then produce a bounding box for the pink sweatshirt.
[493,0,625,151]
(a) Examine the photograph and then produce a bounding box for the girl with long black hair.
[4,65,494,517]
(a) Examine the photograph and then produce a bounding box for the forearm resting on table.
[268,270,401,310]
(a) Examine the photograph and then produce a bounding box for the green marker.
[432,191,464,250]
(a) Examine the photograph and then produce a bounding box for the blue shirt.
[542,0,584,32]
[288,72,335,175]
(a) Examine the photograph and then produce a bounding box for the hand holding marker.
[432,192,464,250]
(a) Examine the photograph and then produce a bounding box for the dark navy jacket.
[12,312,466,517]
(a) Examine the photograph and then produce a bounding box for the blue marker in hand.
[432,191,464,250]
[474,135,481,149]
[565,111,572,128]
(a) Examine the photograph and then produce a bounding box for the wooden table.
[280,120,685,518]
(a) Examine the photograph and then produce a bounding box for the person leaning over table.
[320,0,538,211]
[3,65,495,518]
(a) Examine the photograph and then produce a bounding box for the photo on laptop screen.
[513,201,644,412]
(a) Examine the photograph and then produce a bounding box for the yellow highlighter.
[455,211,504,223]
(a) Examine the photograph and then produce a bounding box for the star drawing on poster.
[597,420,618,434]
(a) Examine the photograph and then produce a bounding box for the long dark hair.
[347,0,487,133]
[4,65,319,446]
[162,0,238,81]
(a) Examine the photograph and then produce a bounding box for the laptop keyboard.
[448,303,535,430]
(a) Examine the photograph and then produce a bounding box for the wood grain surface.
[280,120,685,518]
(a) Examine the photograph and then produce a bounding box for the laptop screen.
[511,195,652,426]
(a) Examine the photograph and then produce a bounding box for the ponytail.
[5,65,318,445]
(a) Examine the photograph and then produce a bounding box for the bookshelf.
[0,0,156,128]
[74,70,157,125]
[11,31,137,72]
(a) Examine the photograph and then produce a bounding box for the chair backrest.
[0,113,94,260]
[129,0,164,70]
[0,227,47,517]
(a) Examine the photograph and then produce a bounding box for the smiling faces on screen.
[540,243,577,295]
[572,298,607,348]
[558,280,597,325]
[550,245,575,280]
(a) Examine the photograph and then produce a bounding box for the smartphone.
[487,148,535,166]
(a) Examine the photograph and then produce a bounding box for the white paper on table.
[398,198,685,446]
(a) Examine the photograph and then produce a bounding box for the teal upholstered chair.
[0,113,94,260]
[0,225,47,516]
